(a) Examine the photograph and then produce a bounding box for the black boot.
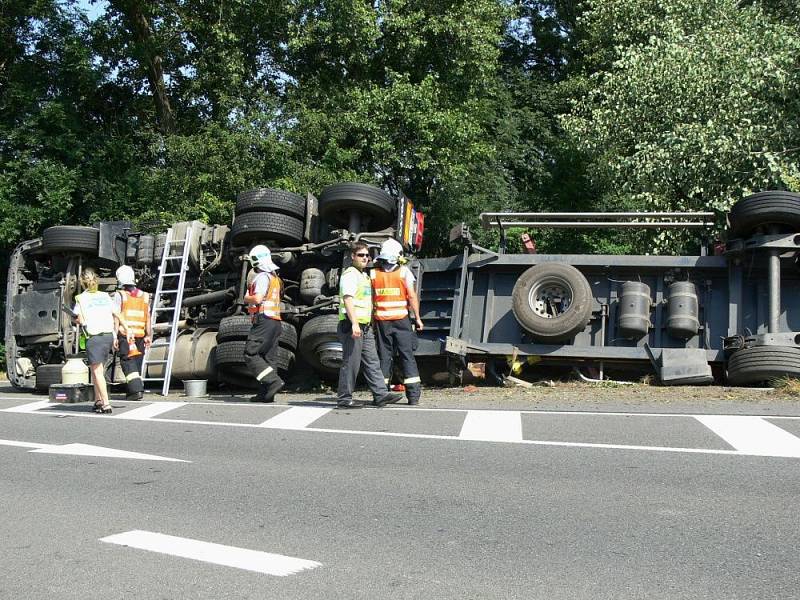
[262,376,284,402]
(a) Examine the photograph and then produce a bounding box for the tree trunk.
[112,0,175,133]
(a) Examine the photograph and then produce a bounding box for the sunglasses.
[354,253,370,257]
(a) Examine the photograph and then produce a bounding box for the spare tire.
[726,345,800,386]
[216,315,298,349]
[511,263,593,343]
[235,188,306,220]
[318,183,395,230]
[35,363,63,391]
[231,212,304,247]
[728,191,800,237]
[42,226,99,254]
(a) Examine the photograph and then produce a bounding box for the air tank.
[666,281,700,339]
[618,281,651,338]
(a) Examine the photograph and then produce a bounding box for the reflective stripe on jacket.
[338,266,372,324]
[370,267,409,321]
[119,290,149,337]
[247,273,282,320]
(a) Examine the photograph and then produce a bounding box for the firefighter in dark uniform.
[113,265,151,401]
[371,239,423,405]
[243,245,285,402]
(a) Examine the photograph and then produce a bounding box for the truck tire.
[728,191,800,237]
[136,234,155,265]
[298,314,341,379]
[216,340,294,374]
[231,212,304,247]
[300,268,326,304]
[318,183,395,229]
[726,346,800,385]
[511,263,593,343]
[42,226,99,254]
[235,188,306,220]
[216,316,298,349]
[35,363,63,391]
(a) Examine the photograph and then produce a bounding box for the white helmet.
[248,244,278,272]
[377,238,404,263]
[115,265,136,287]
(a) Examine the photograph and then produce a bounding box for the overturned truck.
[6,187,800,392]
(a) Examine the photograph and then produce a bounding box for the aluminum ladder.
[141,225,192,396]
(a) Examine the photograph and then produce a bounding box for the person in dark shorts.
[73,268,126,414]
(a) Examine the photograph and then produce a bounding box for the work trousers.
[336,320,389,401]
[244,314,281,382]
[117,335,145,396]
[375,318,421,403]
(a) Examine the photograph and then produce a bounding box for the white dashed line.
[258,406,331,429]
[459,410,522,442]
[114,401,185,420]
[695,415,800,458]
[100,530,321,576]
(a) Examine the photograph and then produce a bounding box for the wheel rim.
[527,276,573,318]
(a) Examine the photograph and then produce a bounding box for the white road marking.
[695,415,800,458]
[459,410,522,442]
[258,407,331,429]
[0,437,187,462]
[2,400,58,413]
[4,398,800,458]
[100,530,321,576]
[0,438,46,449]
[114,401,184,420]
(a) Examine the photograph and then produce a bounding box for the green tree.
[562,0,800,251]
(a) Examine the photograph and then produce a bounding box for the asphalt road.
[1,388,799,600]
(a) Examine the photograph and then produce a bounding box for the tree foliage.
[563,0,800,250]
[0,0,799,261]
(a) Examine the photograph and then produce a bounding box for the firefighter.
[243,245,285,402]
[113,265,152,401]
[370,239,423,405]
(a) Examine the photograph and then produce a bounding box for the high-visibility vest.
[338,267,372,324]
[74,290,114,336]
[247,272,282,320]
[119,290,149,337]
[370,267,410,321]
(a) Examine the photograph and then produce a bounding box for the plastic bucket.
[183,379,208,398]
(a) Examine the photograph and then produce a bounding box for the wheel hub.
[528,277,573,318]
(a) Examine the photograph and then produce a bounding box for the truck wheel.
[217,316,298,349]
[42,226,99,254]
[136,234,155,265]
[35,363,63,391]
[318,183,395,230]
[298,314,341,379]
[235,188,306,220]
[300,268,326,304]
[512,263,593,343]
[231,212,304,247]
[215,344,294,385]
[728,191,800,237]
[726,346,800,385]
